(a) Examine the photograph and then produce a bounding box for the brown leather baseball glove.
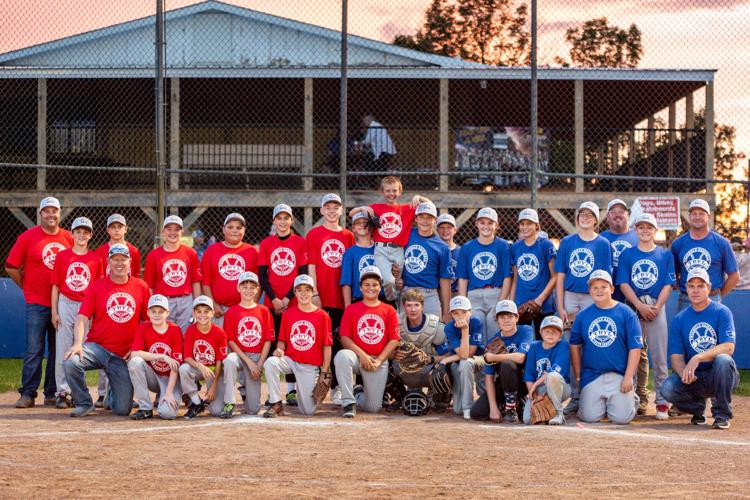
[517,300,542,323]
[312,371,333,405]
[531,394,557,424]
[396,341,432,373]
[483,335,508,364]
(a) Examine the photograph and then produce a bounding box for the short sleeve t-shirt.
[200,242,259,307]
[258,233,308,308]
[449,245,461,293]
[483,325,534,375]
[671,231,739,292]
[340,301,400,356]
[601,230,639,300]
[183,324,228,367]
[554,234,613,293]
[340,244,376,301]
[512,237,557,313]
[130,322,184,376]
[403,229,453,289]
[523,339,571,383]
[455,238,512,290]
[279,306,333,366]
[669,301,736,371]
[223,303,276,353]
[370,203,416,247]
[144,245,202,297]
[95,242,142,279]
[437,316,485,356]
[52,249,104,302]
[306,225,354,310]
[616,245,676,300]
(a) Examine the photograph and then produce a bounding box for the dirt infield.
[1,389,749,498]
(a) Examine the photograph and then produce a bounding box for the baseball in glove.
[397,341,433,374]
[517,300,542,323]
[531,394,557,424]
[428,362,452,395]
[312,371,333,405]
[483,335,508,364]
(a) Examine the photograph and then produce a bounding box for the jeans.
[661,354,739,420]
[19,303,56,399]
[63,342,134,416]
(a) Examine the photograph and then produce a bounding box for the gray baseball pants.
[522,372,571,424]
[168,294,194,333]
[468,287,501,344]
[264,355,319,416]
[55,294,86,396]
[179,364,227,416]
[223,352,262,414]
[450,356,486,414]
[127,356,182,419]
[335,349,388,413]
[578,372,636,424]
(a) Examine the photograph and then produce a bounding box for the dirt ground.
[1,388,749,499]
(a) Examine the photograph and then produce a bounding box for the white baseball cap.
[688,199,711,214]
[273,204,293,219]
[352,212,369,224]
[538,231,549,239]
[449,295,472,311]
[415,202,438,218]
[359,265,383,282]
[495,300,518,316]
[321,193,342,207]
[540,315,564,331]
[108,243,130,259]
[163,215,183,229]
[237,271,259,287]
[39,197,61,211]
[107,214,126,227]
[633,212,658,228]
[607,199,628,212]
[477,207,498,223]
[293,274,315,289]
[71,217,93,232]
[224,212,246,226]
[518,208,539,225]
[436,214,456,227]
[578,201,600,221]
[687,268,711,285]
[587,269,613,286]
[148,294,170,311]
[192,295,214,310]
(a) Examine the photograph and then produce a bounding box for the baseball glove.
[531,394,557,424]
[312,371,333,405]
[483,335,507,364]
[397,341,432,374]
[428,362,452,395]
[517,300,542,323]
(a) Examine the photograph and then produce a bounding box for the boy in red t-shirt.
[51,217,103,409]
[179,295,229,419]
[263,274,333,417]
[335,266,400,417]
[349,176,430,302]
[222,271,274,417]
[95,213,142,279]
[127,294,184,420]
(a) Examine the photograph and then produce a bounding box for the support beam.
[303,77,314,192]
[439,78,450,193]
[574,80,584,193]
[454,208,477,229]
[647,115,655,179]
[293,220,306,236]
[181,206,208,231]
[685,92,694,179]
[705,81,715,194]
[304,207,313,233]
[547,209,577,235]
[37,78,47,191]
[668,102,676,191]
[141,207,159,225]
[9,207,35,229]
[169,77,180,190]
[60,208,74,224]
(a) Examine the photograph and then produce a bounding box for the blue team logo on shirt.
[569,248,595,278]
[683,247,711,272]
[517,253,540,281]
[358,254,375,273]
[535,357,551,378]
[611,240,633,267]
[689,322,717,353]
[472,252,497,280]
[404,244,429,274]
[631,259,659,290]
[587,316,617,348]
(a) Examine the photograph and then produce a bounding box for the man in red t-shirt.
[201,212,259,327]
[95,213,142,279]
[263,274,332,417]
[335,266,400,417]
[5,197,73,409]
[144,215,202,331]
[63,244,150,417]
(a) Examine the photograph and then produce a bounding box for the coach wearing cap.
[600,199,638,302]
[6,197,73,409]
[672,199,739,310]
[63,244,150,417]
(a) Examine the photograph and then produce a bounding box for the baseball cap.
[689,199,711,214]
[607,199,628,212]
[192,295,214,310]
[148,294,170,311]
[578,201,600,221]
[587,269,613,286]
[191,229,204,239]
[495,300,518,316]
[163,215,183,229]
[359,265,383,283]
[540,315,564,331]
[477,207,498,223]
[538,231,549,240]
[294,274,315,289]
[449,295,472,311]
[352,212,369,224]
[415,202,438,218]
[71,217,93,232]
[39,197,61,211]
[108,243,130,259]
[321,193,342,207]
[518,208,539,225]
[436,214,456,227]
[273,204,293,219]
[687,268,711,285]
[237,271,259,287]
[633,212,658,228]
[106,214,126,227]
[224,212,246,227]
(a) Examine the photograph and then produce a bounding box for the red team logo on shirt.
[106,292,136,323]
[193,339,215,365]
[42,242,66,270]
[237,316,263,348]
[321,239,345,268]
[289,320,316,351]
[270,247,296,276]
[377,212,402,240]
[218,253,245,280]
[162,259,188,287]
[65,262,91,292]
[357,314,385,345]
[148,342,177,372]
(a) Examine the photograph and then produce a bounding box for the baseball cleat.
[331,386,343,405]
[712,418,730,430]
[130,409,153,420]
[690,414,707,426]
[263,402,284,418]
[55,394,73,409]
[548,413,565,425]
[44,395,56,406]
[70,405,95,418]
[184,401,206,420]
[655,404,669,421]
[15,395,35,408]
[286,390,298,407]
[503,408,519,424]
[220,403,235,419]
[342,403,357,418]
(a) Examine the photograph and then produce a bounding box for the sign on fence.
[631,196,681,230]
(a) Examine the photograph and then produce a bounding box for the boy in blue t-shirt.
[523,315,570,425]
[436,214,461,296]
[340,212,377,306]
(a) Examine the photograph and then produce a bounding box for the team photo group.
[5,175,741,429]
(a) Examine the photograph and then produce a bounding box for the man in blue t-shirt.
[661,268,739,429]
[570,270,643,425]
[340,212,378,306]
[469,300,533,424]
[600,199,639,302]
[672,199,739,311]
[436,214,461,295]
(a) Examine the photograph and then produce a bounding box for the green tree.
[559,17,643,68]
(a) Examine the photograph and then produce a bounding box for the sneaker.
[462,408,471,420]
[342,403,357,418]
[668,406,683,417]
[94,396,105,408]
[130,409,153,420]
[263,402,284,418]
[184,401,206,420]
[55,394,73,409]
[655,404,670,421]
[503,408,519,424]
[70,405,95,417]
[331,386,343,405]
[712,417,730,430]
[15,395,35,408]
[691,414,707,426]
[220,403,235,419]
[44,395,56,406]
[563,398,579,415]
[286,390,298,407]
[548,413,565,426]
[353,384,364,404]
[132,400,139,409]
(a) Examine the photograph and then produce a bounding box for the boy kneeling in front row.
[523,315,570,425]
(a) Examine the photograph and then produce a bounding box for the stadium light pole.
[530,0,538,209]
[339,0,349,221]
[155,0,167,244]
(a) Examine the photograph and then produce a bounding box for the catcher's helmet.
[402,390,429,417]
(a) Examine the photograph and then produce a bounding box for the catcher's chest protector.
[399,314,440,354]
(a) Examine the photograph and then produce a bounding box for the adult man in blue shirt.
[600,199,639,302]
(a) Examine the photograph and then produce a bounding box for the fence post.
[36,78,47,194]
[529,0,538,209]
[574,79,584,194]
[439,78,449,193]
[339,0,348,221]
[155,0,167,245]
[169,77,180,191]
[705,80,715,194]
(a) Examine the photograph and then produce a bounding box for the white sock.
[287,382,296,392]
[190,393,201,405]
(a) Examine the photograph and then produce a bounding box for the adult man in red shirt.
[63,244,150,417]
[6,197,73,408]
